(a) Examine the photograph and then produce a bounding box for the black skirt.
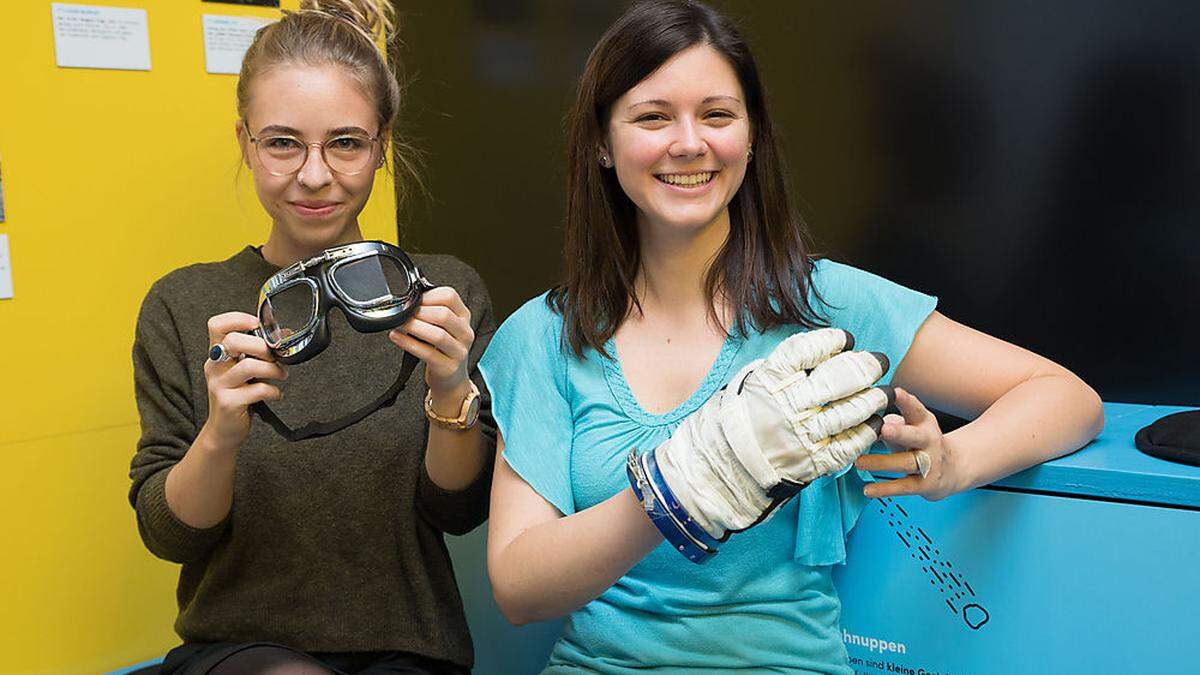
[159,642,469,675]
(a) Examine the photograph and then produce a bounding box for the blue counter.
[832,402,1200,674]
[448,402,1199,674]
[989,402,1200,507]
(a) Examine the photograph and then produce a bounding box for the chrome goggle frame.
[256,241,433,364]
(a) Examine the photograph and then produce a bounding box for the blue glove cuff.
[626,449,720,564]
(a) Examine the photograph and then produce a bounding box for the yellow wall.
[0,1,396,672]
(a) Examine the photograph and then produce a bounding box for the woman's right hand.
[199,311,287,453]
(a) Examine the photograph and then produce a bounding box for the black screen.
[399,0,1200,406]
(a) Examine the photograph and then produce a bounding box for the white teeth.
[658,172,714,186]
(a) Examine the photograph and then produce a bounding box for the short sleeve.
[479,293,576,515]
[810,258,939,385]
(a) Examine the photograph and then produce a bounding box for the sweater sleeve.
[415,260,498,536]
[128,283,229,563]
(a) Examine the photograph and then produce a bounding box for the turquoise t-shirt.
[479,259,937,674]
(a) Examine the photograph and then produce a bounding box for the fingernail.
[878,385,897,408]
[840,329,855,351]
[869,351,890,374]
[866,414,884,436]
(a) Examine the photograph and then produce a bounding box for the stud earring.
[746,147,754,161]
[599,152,612,168]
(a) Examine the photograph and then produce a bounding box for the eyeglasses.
[245,120,382,177]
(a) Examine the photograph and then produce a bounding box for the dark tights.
[164,642,465,675]
[208,645,335,675]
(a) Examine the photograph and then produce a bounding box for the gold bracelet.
[425,381,481,431]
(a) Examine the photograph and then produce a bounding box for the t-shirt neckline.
[600,332,745,428]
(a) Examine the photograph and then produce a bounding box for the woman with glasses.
[480,1,1104,672]
[128,2,491,673]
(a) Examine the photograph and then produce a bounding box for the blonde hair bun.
[300,0,396,43]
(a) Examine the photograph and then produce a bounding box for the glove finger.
[781,351,889,412]
[801,386,894,443]
[762,328,853,378]
[805,415,885,478]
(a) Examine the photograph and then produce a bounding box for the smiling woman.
[604,48,751,232]
[126,1,497,674]
[552,1,823,361]
[236,64,384,261]
[479,1,1102,673]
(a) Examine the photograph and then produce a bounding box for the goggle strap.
[249,351,420,442]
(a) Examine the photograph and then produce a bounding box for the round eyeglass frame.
[244,120,383,177]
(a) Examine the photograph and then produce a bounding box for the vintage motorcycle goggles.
[249,240,434,441]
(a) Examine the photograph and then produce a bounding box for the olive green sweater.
[129,246,495,667]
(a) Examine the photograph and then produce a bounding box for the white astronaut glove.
[627,328,891,562]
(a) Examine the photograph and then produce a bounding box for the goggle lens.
[332,255,412,306]
[261,282,316,345]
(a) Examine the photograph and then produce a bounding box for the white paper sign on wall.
[52,3,151,71]
[0,235,14,300]
[203,14,274,75]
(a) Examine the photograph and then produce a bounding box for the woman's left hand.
[388,286,474,400]
[853,387,963,501]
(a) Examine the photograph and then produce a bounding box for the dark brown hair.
[549,0,826,358]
